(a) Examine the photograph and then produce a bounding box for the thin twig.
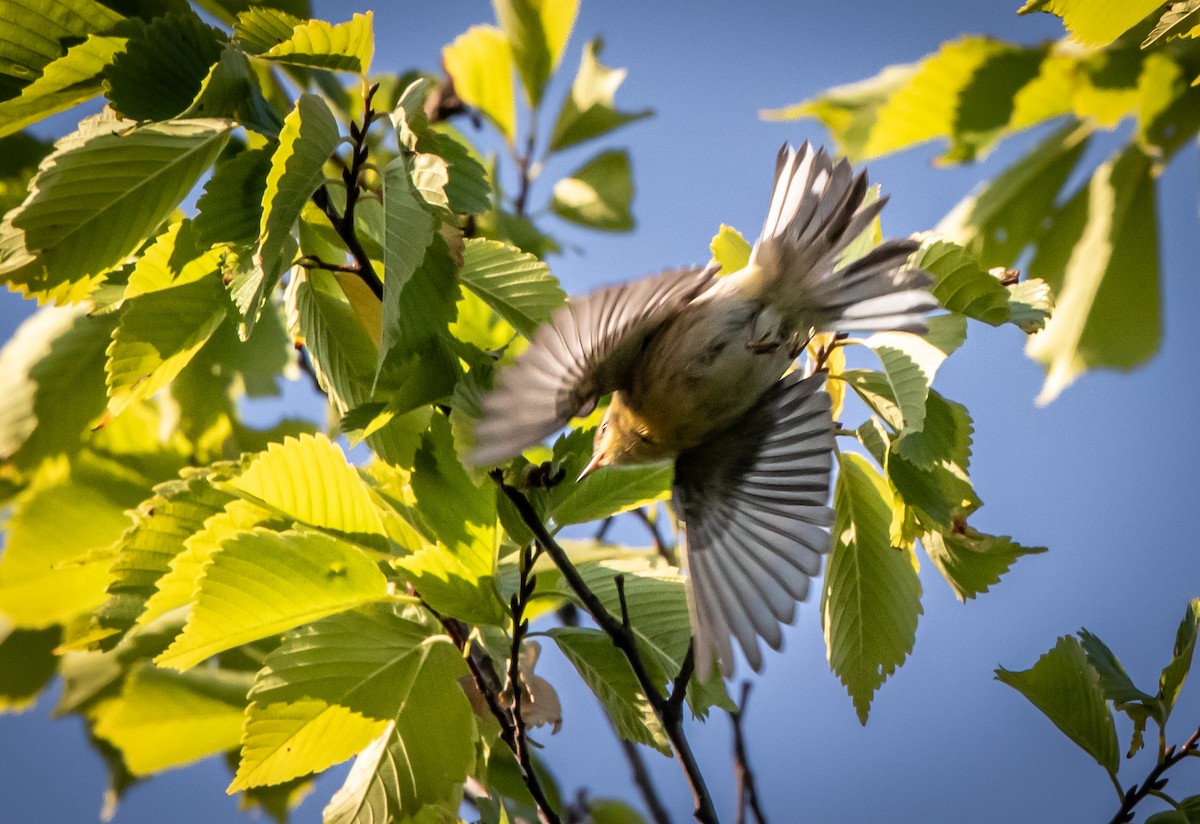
[508,543,552,821]
[513,131,537,217]
[296,255,362,275]
[493,473,719,824]
[617,737,673,824]
[1108,726,1200,824]
[632,507,675,564]
[730,683,768,824]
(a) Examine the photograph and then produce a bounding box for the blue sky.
[2,1,1199,822]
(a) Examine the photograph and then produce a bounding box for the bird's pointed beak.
[577,451,605,482]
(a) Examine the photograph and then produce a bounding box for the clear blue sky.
[2,1,1199,822]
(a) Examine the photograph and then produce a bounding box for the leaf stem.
[494,473,720,824]
[1108,725,1200,824]
[730,683,768,824]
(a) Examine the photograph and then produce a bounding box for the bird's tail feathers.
[746,143,936,334]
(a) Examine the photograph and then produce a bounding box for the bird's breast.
[624,296,791,451]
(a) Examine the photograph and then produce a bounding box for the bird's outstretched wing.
[747,142,936,334]
[469,265,717,466]
[673,371,835,676]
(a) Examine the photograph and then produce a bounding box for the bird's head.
[578,394,670,480]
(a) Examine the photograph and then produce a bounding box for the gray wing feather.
[469,265,717,466]
[674,371,835,677]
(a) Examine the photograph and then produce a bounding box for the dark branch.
[730,683,768,824]
[493,473,719,824]
[632,507,675,564]
[508,543,555,822]
[617,737,673,824]
[1109,725,1200,824]
[513,131,537,218]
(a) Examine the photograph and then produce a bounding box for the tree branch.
[493,472,719,824]
[730,683,768,824]
[632,507,675,564]
[1108,725,1200,824]
[508,543,554,822]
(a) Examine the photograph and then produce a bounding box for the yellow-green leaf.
[709,224,751,275]
[443,25,517,143]
[551,150,634,231]
[548,38,650,152]
[458,238,566,337]
[492,0,578,108]
[1018,0,1164,47]
[259,12,374,75]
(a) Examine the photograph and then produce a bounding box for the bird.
[470,143,936,676]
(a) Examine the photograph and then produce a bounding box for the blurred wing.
[673,371,834,677]
[469,265,717,466]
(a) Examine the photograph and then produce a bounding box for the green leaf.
[548,626,669,754]
[1007,279,1054,333]
[458,238,566,337]
[0,117,231,304]
[548,38,650,152]
[323,641,474,823]
[421,125,492,215]
[1026,144,1158,404]
[379,153,437,369]
[220,432,387,537]
[253,93,340,334]
[1158,598,1200,718]
[551,150,634,231]
[542,428,672,527]
[195,147,272,247]
[912,239,1011,325]
[258,12,374,75]
[232,8,302,54]
[709,224,751,275]
[92,664,249,776]
[1076,628,1159,713]
[822,452,922,724]
[103,11,226,121]
[125,220,226,298]
[0,0,122,100]
[0,32,127,139]
[95,474,236,642]
[923,528,1045,602]
[1018,0,1164,47]
[185,44,283,136]
[863,314,966,442]
[106,273,230,416]
[493,0,578,108]
[156,527,389,671]
[443,25,517,142]
[1143,0,1200,47]
[996,635,1120,773]
[0,307,114,469]
[0,621,60,711]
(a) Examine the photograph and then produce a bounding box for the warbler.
[471,144,936,676]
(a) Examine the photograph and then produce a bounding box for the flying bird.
[471,143,936,676]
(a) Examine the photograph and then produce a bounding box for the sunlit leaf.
[258,12,374,75]
[232,8,301,54]
[548,38,650,152]
[551,150,634,231]
[379,152,436,370]
[542,428,672,527]
[1143,0,1200,47]
[1159,598,1200,718]
[923,528,1045,602]
[1007,278,1054,333]
[493,0,578,108]
[443,25,516,142]
[125,220,226,298]
[0,117,230,303]
[458,238,566,337]
[156,527,389,671]
[863,314,966,442]
[709,224,751,275]
[1026,145,1158,404]
[1018,0,1163,47]
[996,635,1120,773]
[195,147,272,247]
[822,452,921,724]
[911,239,1011,325]
[0,621,60,711]
[0,0,122,102]
[92,664,249,776]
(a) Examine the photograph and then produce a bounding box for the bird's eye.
[637,432,654,445]
[599,422,608,435]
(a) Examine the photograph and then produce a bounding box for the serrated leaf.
[709,224,751,275]
[912,239,1011,325]
[1026,145,1158,404]
[92,664,249,776]
[0,33,127,139]
[103,11,226,121]
[421,125,492,215]
[1144,0,1200,47]
[938,121,1091,270]
[0,117,231,303]
[864,314,966,441]
[322,640,474,823]
[1159,598,1200,717]
[156,527,389,671]
[379,153,436,369]
[232,8,302,54]
[458,238,566,337]
[551,150,634,231]
[996,635,1120,773]
[443,25,516,142]
[1077,628,1159,714]
[822,452,921,724]
[0,622,60,711]
[1008,279,1054,333]
[0,0,123,101]
[195,147,272,246]
[548,38,650,152]
[253,93,340,333]
[494,0,577,108]
[221,433,387,537]
[1018,0,1164,47]
[125,220,226,298]
[259,12,374,75]
[543,428,672,526]
[548,626,669,754]
[106,272,230,416]
[923,528,1045,602]
[0,306,114,469]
